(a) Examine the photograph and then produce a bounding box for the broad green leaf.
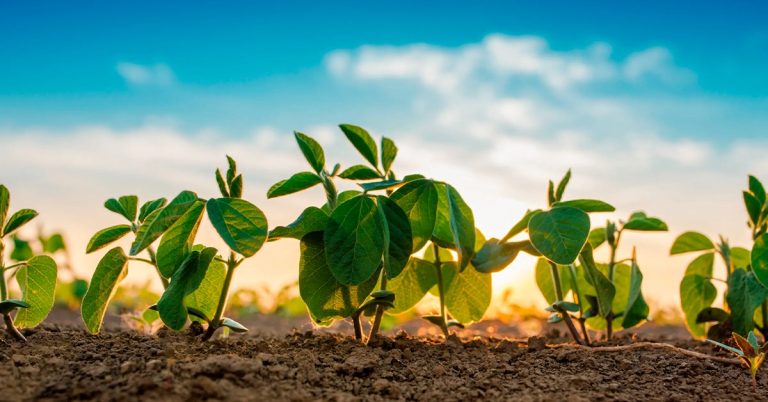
[697,307,729,324]
[731,247,751,271]
[0,185,9,233]
[376,196,412,279]
[578,244,615,318]
[338,165,381,180]
[358,179,402,192]
[14,255,57,328]
[670,231,714,255]
[473,239,532,273]
[744,191,762,226]
[207,198,268,257]
[534,258,572,305]
[294,131,325,174]
[42,233,67,253]
[726,269,768,336]
[185,258,226,322]
[552,199,615,213]
[268,207,328,241]
[387,258,438,314]
[142,308,159,324]
[0,299,29,315]
[299,232,378,323]
[3,209,38,237]
[324,196,384,285]
[588,227,607,249]
[81,248,129,334]
[622,211,668,231]
[104,198,128,220]
[158,248,217,330]
[390,179,438,251]
[622,292,650,329]
[118,195,138,222]
[680,274,717,338]
[130,191,198,255]
[443,262,492,323]
[381,137,398,173]
[86,225,132,254]
[751,233,768,287]
[432,183,475,270]
[267,172,322,198]
[500,209,541,242]
[340,124,378,168]
[156,201,206,277]
[138,198,167,223]
[749,175,766,204]
[528,207,590,265]
[10,236,33,261]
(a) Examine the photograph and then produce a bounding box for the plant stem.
[367,273,388,343]
[606,231,621,341]
[320,174,338,211]
[352,311,364,341]
[0,242,24,342]
[432,244,449,338]
[3,314,25,342]
[202,252,239,341]
[549,261,584,345]
[567,264,590,345]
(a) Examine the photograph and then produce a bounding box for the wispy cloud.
[116,62,176,87]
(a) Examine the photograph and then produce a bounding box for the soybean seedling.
[708,332,766,390]
[0,185,58,342]
[267,125,417,342]
[675,175,768,340]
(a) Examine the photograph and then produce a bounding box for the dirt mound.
[0,324,766,401]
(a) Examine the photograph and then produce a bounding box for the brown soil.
[1,317,767,401]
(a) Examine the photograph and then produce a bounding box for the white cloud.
[624,47,695,84]
[116,62,176,87]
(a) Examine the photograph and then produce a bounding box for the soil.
[1,312,766,401]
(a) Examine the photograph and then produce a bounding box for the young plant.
[675,175,768,340]
[150,156,268,340]
[267,125,416,341]
[472,170,617,344]
[0,185,58,342]
[708,331,766,390]
[80,194,169,334]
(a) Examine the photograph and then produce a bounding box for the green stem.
[568,264,590,345]
[0,241,24,342]
[605,231,621,341]
[367,273,388,343]
[549,261,584,345]
[432,243,449,338]
[202,252,239,341]
[321,174,338,211]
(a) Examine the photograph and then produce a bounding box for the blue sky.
[1,1,767,308]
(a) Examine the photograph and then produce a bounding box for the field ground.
[1,311,767,401]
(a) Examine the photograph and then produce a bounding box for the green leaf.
[207,198,268,257]
[299,232,378,323]
[142,308,159,324]
[588,228,607,249]
[294,131,325,174]
[225,156,237,183]
[324,196,384,285]
[130,191,199,255]
[156,201,206,277]
[696,307,729,324]
[500,209,541,242]
[622,211,668,231]
[432,183,475,270]
[229,174,243,198]
[390,179,438,251]
[220,317,248,333]
[340,124,378,168]
[138,198,167,223]
[268,207,328,241]
[387,258,438,314]
[86,225,132,254]
[0,299,29,315]
[578,244,615,318]
[185,257,226,322]
[14,255,57,329]
[472,239,532,273]
[118,195,138,222]
[744,191,762,226]
[215,168,229,197]
[620,260,648,329]
[267,172,322,198]
[752,233,768,287]
[731,247,751,271]
[158,248,217,330]
[443,262,492,323]
[338,165,381,180]
[552,199,615,213]
[726,269,768,336]
[104,198,128,220]
[10,236,33,262]
[0,185,9,233]
[528,207,590,265]
[81,248,129,334]
[42,233,67,253]
[670,231,714,255]
[376,196,413,279]
[749,175,766,204]
[358,179,403,192]
[534,258,572,305]
[3,209,38,237]
[555,169,571,201]
[381,137,398,173]
[622,292,650,329]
